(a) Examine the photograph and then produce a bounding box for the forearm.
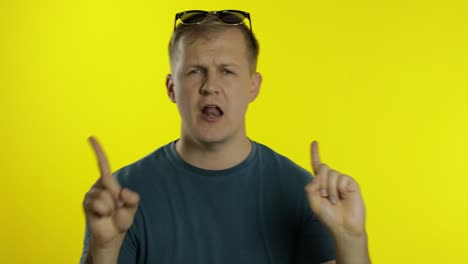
[333,233,371,264]
[84,251,118,264]
[84,237,123,264]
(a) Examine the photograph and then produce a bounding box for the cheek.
[229,92,250,116]
[175,89,197,116]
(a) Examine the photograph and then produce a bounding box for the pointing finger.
[89,136,112,177]
[88,136,121,199]
[311,141,322,175]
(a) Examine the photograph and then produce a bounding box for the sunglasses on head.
[174,10,253,42]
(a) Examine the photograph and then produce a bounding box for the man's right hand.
[83,136,140,256]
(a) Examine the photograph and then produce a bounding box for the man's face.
[167,28,262,145]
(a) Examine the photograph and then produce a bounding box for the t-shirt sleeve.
[117,227,138,263]
[79,225,91,264]
[294,184,336,263]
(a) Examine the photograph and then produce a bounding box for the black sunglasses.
[174,10,253,41]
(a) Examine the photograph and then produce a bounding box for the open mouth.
[201,104,224,118]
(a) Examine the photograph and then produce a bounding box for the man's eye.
[189,69,203,74]
[222,69,234,74]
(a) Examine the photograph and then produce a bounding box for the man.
[81,10,371,264]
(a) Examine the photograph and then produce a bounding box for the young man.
[81,10,370,264]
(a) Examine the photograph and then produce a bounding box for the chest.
[132,167,298,264]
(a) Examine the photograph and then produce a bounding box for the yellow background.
[1,0,467,263]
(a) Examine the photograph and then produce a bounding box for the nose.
[199,72,220,95]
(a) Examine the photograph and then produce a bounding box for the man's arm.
[83,237,123,264]
[306,141,371,264]
[320,235,371,264]
[319,236,371,264]
[322,236,371,264]
[332,233,370,264]
[320,234,371,264]
[82,137,140,264]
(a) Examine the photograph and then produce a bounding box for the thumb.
[119,188,140,210]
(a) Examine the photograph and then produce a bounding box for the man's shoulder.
[253,141,312,183]
[112,141,174,187]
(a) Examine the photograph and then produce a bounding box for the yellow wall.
[1,0,467,263]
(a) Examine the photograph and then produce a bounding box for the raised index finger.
[310,141,322,175]
[88,136,121,197]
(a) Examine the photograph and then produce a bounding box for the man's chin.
[195,134,227,146]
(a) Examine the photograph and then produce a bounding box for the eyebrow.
[185,63,240,69]
[219,63,240,69]
[186,64,205,69]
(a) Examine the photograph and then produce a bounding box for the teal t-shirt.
[81,140,335,264]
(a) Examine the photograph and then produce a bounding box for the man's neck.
[175,135,252,170]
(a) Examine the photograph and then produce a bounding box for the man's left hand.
[305,141,366,239]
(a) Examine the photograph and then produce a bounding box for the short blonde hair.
[169,13,260,72]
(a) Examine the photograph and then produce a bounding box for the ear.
[166,74,176,103]
[249,72,262,103]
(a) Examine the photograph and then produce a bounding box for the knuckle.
[320,187,328,197]
[341,174,351,179]
[85,200,101,215]
[330,170,341,177]
[83,190,97,207]
[328,186,338,195]
[338,180,348,189]
[100,191,115,207]
[96,189,108,200]
[319,163,329,171]
[95,189,112,203]
[82,198,91,209]
[84,189,94,199]
[352,181,360,189]
[85,186,101,198]
[91,200,107,213]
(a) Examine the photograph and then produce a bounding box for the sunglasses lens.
[179,12,208,24]
[218,11,246,24]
